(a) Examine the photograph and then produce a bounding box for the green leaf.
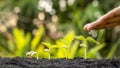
[69,41,79,59]
[36,44,46,58]
[86,37,99,44]
[13,28,26,56]
[42,42,51,48]
[87,43,106,58]
[12,28,31,56]
[62,30,75,47]
[74,35,85,41]
[106,44,118,59]
[50,45,59,49]
[31,27,44,50]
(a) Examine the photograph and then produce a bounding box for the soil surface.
[0,57,120,68]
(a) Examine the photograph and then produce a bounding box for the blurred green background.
[0,0,120,59]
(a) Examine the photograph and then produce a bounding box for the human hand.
[84,6,120,31]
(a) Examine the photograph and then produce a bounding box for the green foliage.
[32,31,105,59]
[0,0,120,59]
[41,31,77,59]
[12,28,31,56]
[86,37,100,45]
[31,27,44,50]
[106,44,118,59]
[106,37,120,58]
[87,43,106,58]
[75,35,104,59]
[0,27,44,57]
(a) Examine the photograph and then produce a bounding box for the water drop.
[88,30,97,38]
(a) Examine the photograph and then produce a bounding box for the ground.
[0,57,120,68]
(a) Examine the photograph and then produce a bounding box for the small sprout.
[80,44,87,59]
[62,45,68,59]
[62,46,67,48]
[44,49,50,52]
[80,44,86,48]
[43,41,60,59]
[44,49,51,59]
[88,30,97,38]
[26,51,38,59]
[75,35,100,59]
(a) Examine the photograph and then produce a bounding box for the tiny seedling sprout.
[26,51,38,59]
[44,49,51,59]
[60,39,69,59]
[80,44,87,59]
[62,45,68,59]
[75,35,100,59]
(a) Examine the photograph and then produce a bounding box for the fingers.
[101,6,120,21]
[83,24,91,31]
[95,17,120,29]
[103,17,120,28]
[84,6,120,31]
[84,19,105,31]
[108,17,120,23]
[84,16,120,31]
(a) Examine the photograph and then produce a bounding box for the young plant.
[44,49,51,59]
[79,44,87,59]
[75,35,99,59]
[26,51,38,59]
[62,45,69,59]
[42,42,59,59]
[60,39,70,59]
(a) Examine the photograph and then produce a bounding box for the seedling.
[80,44,87,59]
[44,49,51,59]
[26,51,38,59]
[60,39,70,59]
[42,42,59,59]
[62,45,69,59]
[75,35,99,59]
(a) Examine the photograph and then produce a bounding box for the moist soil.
[0,57,120,68]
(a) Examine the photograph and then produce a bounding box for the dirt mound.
[0,57,120,68]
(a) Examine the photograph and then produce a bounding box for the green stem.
[48,52,50,59]
[84,47,86,59]
[66,48,68,59]
[48,48,51,59]
[84,40,87,59]
[36,54,39,60]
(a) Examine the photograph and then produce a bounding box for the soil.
[0,57,120,68]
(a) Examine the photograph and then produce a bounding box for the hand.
[84,6,120,31]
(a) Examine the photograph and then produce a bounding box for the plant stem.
[44,49,51,59]
[84,40,87,59]
[63,46,68,59]
[36,54,39,60]
[48,52,50,59]
[84,46,86,59]
[66,48,68,59]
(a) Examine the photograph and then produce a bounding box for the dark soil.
[0,57,120,68]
